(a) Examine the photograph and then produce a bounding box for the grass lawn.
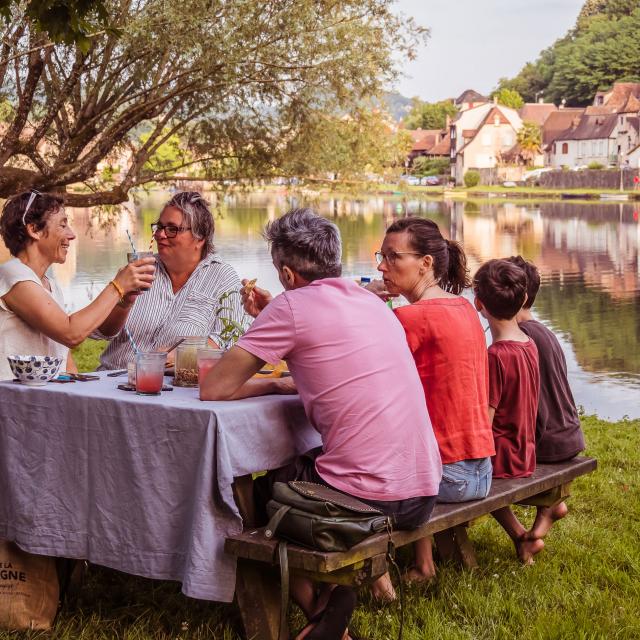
[9,344,639,638]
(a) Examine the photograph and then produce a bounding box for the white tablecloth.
[0,373,319,601]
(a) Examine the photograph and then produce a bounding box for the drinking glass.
[174,337,208,387]
[197,348,224,397]
[135,352,167,396]
[127,251,155,292]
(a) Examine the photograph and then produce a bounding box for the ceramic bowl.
[7,355,64,386]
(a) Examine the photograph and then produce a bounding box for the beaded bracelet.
[109,279,125,302]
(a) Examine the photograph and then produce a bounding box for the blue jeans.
[437,457,492,503]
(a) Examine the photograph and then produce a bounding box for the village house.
[546,83,640,168]
[449,101,522,184]
[407,128,447,164]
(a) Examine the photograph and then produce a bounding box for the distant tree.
[403,99,458,130]
[492,88,524,110]
[546,11,640,105]
[282,109,413,181]
[497,1,640,107]
[0,0,426,205]
[517,121,542,165]
[411,156,449,177]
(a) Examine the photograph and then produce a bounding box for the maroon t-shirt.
[519,319,585,462]
[488,339,540,478]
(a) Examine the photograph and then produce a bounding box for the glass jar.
[174,337,208,387]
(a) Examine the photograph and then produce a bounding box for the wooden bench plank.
[225,457,596,573]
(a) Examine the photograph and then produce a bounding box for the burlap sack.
[0,540,59,630]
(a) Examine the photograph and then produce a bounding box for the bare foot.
[370,572,396,603]
[528,502,569,539]
[404,564,436,584]
[515,535,544,565]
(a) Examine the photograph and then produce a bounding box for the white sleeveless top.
[0,258,69,381]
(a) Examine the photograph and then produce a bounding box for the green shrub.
[463,170,480,188]
[412,156,450,177]
[587,161,605,170]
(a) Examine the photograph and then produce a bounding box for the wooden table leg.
[233,474,258,528]
[434,524,478,569]
[232,475,286,640]
[235,558,284,640]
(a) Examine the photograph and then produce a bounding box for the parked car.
[400,174,421,186]
[422,176,441,186]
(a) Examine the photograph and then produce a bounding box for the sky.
[393,0,585,102]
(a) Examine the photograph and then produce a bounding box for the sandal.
[296,586,357,640]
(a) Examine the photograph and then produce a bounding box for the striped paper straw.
[124,326,139,354]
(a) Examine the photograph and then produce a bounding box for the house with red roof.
[547,83,640,168]
[449,100,522,183]
[407,128,448,164]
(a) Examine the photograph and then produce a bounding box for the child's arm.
[488,406,496,425]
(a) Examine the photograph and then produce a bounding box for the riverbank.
[258,181,640,202]
[15,344,635,639]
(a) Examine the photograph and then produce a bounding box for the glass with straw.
[126,229,155,293]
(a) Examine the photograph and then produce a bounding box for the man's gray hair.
[264,208,342,281]
[163,191,215,256]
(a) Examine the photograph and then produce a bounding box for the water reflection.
[1,192,637,419]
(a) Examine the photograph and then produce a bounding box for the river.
[2,190,638,420]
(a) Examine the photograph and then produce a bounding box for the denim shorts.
[437,457,492,503]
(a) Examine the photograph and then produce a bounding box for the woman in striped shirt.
[94,192,244,369]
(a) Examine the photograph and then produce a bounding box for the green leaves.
[492,88,524,110]
[404,99,458,131]
[0,0,112,47]
[498,4,640,107]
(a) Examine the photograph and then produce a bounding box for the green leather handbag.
[265,480,391,552]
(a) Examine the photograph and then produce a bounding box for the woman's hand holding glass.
[240,278,273,317]
[113,257,156,299]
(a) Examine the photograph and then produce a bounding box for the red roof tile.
[541,108,585,146]
[519,103,557,126]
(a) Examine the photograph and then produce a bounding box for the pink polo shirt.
[236,278,442,501]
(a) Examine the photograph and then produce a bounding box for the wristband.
[109,279,125,302]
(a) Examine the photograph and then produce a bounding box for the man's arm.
[199,345,296,400]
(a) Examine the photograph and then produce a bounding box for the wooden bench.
[226,456,596,640]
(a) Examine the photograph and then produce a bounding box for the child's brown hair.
[473,259,528,320]
[506,255,540,309]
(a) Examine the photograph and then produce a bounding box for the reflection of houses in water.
[455,200,640,300]
[539,217,640,300]
[456,202,544,271]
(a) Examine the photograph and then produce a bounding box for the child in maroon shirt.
[473,259,542,564]
[507,256,585,540]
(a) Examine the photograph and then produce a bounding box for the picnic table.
[0,372,320,603]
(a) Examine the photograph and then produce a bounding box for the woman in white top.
[0,191,155,380]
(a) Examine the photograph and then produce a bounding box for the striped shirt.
[94,252,245,370]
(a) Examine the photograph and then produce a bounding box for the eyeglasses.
[151,222,192,238]
[22,189,42,227]
[375,250,424,266]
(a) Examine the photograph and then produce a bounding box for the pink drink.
[135,370,164,394]
[197,348,224,397]
[198,358,219,381]
[135,352,167,396]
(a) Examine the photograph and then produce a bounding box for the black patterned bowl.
[7,355,64,386]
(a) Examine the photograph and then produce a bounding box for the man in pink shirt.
[200,208,441,639]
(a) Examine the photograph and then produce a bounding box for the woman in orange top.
[372,217,495,587]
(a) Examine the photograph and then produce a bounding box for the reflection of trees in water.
[535,279,640,377]
[83,205,129,237]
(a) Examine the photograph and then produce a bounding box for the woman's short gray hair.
[163,191,214,256]
[264,208,342,281]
